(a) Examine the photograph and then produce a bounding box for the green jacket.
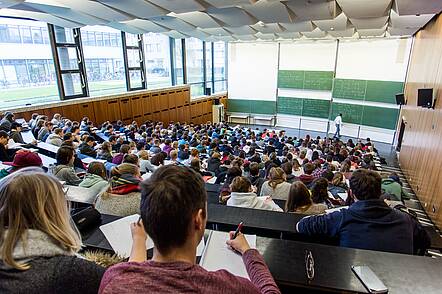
[0,168,10,179]
[381,178,410,202]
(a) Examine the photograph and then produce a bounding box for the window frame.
[122,32,146,91]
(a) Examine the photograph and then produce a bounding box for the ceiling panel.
[328,28,355,37]
[0,7,83,27]
[174,11,221,29]
[0,0,25,9]
[387,26,418,36]
[286,0,339,21]
[394,0,442,16]
[214,35,236,41]
[163,30,188,39]
[232,34,257,41]
[280,21,315,32]
[150,15,196,32]
[350,16,389,29]
[250,23,283,34]
[122,19,170,33]
[206,7,257,26]
[243,1,293,23]
[201,27,231,36]
[97,0,167,19]
[390,10,434,29]
[106,21,146,34]
[277,31,302,39]
[204,0,253,9]
[55,0,132,22]
[186,29,209,39]
[313,12,349,31]
[148,0,205,13]
[224,25,256,35]
[255,32,276,40]
[357,25,387,37]
[302,27,327,38]
[336,0,392,18]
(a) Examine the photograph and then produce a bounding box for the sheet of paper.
[100,214,154,258]
[199,231,256,280]
[337,192,348,202]
[206,177,217,184]
[7,139,23,149]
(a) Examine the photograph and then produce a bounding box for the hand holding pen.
[226,222,251,255]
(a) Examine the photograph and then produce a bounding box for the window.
[31,27,43,44]
[174,39,184,85]
[205,42,213,94]
[81,26,126,96]
[0,18,58,108]
[143,33,172,89]
[122,33,146,91]
[213,41,227,93]
[185,37,204,97]
[20,26,32,43]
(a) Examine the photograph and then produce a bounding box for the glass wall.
[214,41,227,93]
[80,26,126,96]
[143,33,172,89]
[185,37,204,97]
[0,18,58,108]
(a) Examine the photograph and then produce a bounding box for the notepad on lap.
[199,231,257,280]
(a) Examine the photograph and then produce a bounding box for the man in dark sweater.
[296,169,430,254]
[78,136,97,158]
[99,165,280,294]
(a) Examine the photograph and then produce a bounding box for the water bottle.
[48,164,55,175]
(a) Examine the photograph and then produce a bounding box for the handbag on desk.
[71,206,101,232]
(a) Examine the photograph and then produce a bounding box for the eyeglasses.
[305,250,315,281]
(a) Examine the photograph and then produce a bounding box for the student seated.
[138,150,156,173]
[247,162,265,195]
[112,144,130,165]
[97,141,113,163]
[298,163,315,188]
[281,162,296,183]
[95,163,141,217]
[98,165,280,294]
[53,146,82,186]
[227,176,282,212]
[0,150,43,179]
[79,161,109,196]
[296,169,430,254]
[311,178,337,208]
[207,152,222,175]
[46,128,64,146]
[78,136,97,158]
[190,158,212,177]
[260,167,291,201]
[322,170,347,198]
[0,168,105,293]
[285,181,326,215]
[381,172,410,202]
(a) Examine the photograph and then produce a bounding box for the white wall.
[336,38,412,82]
[228,42,278,101]
[279,41,337,71]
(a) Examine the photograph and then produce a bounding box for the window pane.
[215,80,227,93]
[54,26,75,44]
[190,83,204,97]
[57,47,79,70]
[185,37,204,84]
[214,41,226,80]
[144,33,171,89]
[81,26,126,96]
[206,42,213,83]
[129,70,143,89]
[125,33,139,47]
[0,18,58,108]
[20,26,32,43]
[174,39,184,85]
[62,73,84,96]
[31,28,43,44]
[127,49,141,68]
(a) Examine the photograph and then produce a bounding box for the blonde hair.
[111,163,139,177]
[268,167,286,189]
[138,150,149,160]
[0,167,81,270]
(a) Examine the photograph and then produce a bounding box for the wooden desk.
[81,214,442,294]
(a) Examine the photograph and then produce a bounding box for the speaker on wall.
[205,87,211,96]
[417,88,434,108]
[395,93,405,105]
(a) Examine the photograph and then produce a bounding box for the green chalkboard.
[304,71,334,91]
[277,97,303,115]
[362,106,399,130]
[365,80,404,104]
[251,100,276,115]
[331,102,363,124]
[332,79,367,100]
[228,99,251,113]
[302,99,330,119]
[278,70,304,89]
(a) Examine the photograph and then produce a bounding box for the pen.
[232,222,243,239]
[137,216,142,225]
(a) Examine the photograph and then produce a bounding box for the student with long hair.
[285,181,326,215]
[311,177,334,208]
[79,162,109,197]
[0,168,104,292]
[53,146,82,186]
[259,167,291,200]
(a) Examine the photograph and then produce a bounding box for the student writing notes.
[0,168,104,293]
[99,165,280,294]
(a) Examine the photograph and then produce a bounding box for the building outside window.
[214,41,227,93]
[143,33,172,89]
[185,37,204,97]
[0,18,58,108]
[174,38,184,85]
[80,25,126,96]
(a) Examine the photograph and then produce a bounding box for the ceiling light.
[330,27,334,31]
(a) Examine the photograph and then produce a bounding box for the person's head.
[87,161,107,180]
[0,168,81,270]
[53,113,61,120]
[140,166,207,255]
[311,178,330,204]
[151,152,166,166]
[0,130,8,145]
[54,128,63,136]
[226,166,242,183]
[119,144,130,154]
[230,176,252,193]
[249,162,260,177]
[10,122,22,131]
[4,150,43,171]
[101,141,112,153]
[212,152,221,159]
[350,169,382,201]
[322,169,334,182]
[111,163,140,178]
[63,132,73,142]
[190,158,201,171]
[268,167,286,189]
[170,150,178,160]
[85,136,95,146]
[339,113,342,117]
[285,181,312,212]
[123,154,139,165]
[138,150,149,160]
[281,162,293,177]
[56,146,75,165]
[332,172,344,186]
[303,163,315,175]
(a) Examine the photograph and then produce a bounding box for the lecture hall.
[0,1,442,293]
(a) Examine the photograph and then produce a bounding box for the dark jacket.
[207,157,221,175]
[9,130,25,144]
[0,144,13,162]
[0,256,104,294]
[297,199,430,254]
[79,143,97,158]
[286,174,297,184]
[248,175,265,195]
[298,174,315,188]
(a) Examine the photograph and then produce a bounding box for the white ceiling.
[0,0,440,41]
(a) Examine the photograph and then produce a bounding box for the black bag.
[71,206,101,232]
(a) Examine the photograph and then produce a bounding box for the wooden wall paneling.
[14,111,31,121]
[176,106,183,122]
[142,94,152,121]
[105,99,121,123]
[43,106,62,121]
[93,101,108,124]
[160,91,169,111]
[183,89,190,105]
[152,111,161,122]
[184,105,190,122]
[78,102,95,123]
[131,96,144,123]
[168,91,177,109]
[119,97,133,123]
[160,109,170,124]
[399,13,442,228]
[175,90,184,107]
[151,93,160,112]
[61,104,78,121]
[169,106,177,122]
[198,101,204,116]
